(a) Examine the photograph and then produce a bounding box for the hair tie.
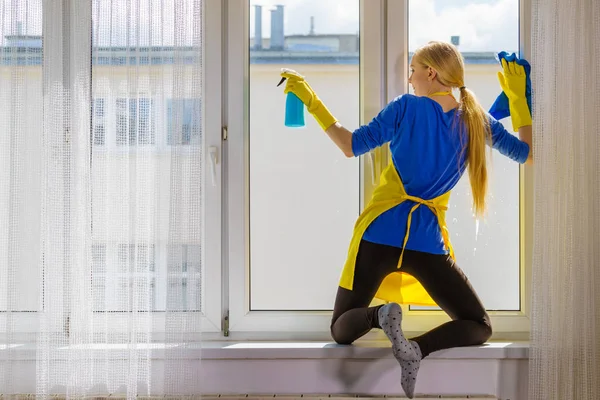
[459,86,466,90]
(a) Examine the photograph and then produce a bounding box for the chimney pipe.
[254,5,262,50]
[270,5,285,50]
[309,16,315,35]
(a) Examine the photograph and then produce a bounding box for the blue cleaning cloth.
[488,51,532,120]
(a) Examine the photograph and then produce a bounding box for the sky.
[250,0,520,52]
[0,0,518,53]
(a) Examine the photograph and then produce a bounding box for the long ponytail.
[458,87,491,218]
[414,41,492,218]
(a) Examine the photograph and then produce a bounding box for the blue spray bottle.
[277,76,305,128]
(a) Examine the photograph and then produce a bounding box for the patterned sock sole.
[378,303,419,362]
[400,341,422,399]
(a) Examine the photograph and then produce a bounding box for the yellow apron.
[339,160,455,306]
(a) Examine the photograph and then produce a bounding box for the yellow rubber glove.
[497,58,532,130]
[280,68,338,131]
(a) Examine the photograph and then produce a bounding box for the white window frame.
[1,0,223,338]
[197,0,223,334]
[226,0,532,340]
[86,0,223,336]
[0,0,72,338]
[225,0,387,338]
[385,0,533,338]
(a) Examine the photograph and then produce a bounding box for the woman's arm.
[281,69,406,158]
[489,117,531,165]
[518,125,533,164]
[326,97,406,158]
[325,122,354,158]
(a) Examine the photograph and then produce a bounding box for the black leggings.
[330,239,492,358]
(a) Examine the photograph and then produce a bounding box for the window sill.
[1,340,529,398]
[200,340,529,398]
[201,339,529,359]
[0,339,529,358]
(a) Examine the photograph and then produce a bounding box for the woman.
[281,41,533,398]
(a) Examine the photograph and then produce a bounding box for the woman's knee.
[479,314,493,342]
[330,325,354,345]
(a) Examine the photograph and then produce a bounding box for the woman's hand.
[279,68,353,156]
[280,68,338,131]
[497,59,527,100]
[280,69,317,109]
[497,59,532,131]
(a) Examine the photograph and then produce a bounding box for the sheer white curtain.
[1,0,204,397]
[530,0,600,398]
[0,0,44,394]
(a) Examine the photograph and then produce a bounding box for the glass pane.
[0,0,43,312]
[409,0,520,311]
[91,0,203,312]
[249,0,360,310]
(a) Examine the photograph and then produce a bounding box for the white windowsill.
[200,340,530,398]
[0,339,529,359]
[1,341,530,398]
[200,339,529,359]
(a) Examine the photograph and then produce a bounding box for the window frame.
[85,0,224,335]
[191,0,223,334]
[385,0,533,338]
[4,0,531,340]
[0,0,66,337]
[225,0,387,337]
[225,0,533,340]
[1,0,223,338]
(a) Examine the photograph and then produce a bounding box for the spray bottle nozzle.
[276,77,286,87]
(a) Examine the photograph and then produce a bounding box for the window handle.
[209,146,218,187]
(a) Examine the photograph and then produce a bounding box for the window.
[166,244,202,312]
[0,0,222,337]
[227,0,531,337]
[90,243,203,313]
[407,0,521,312]
[92,98,106,145]
[248,0,360,311]
[116,98,156,146]
[227,0,380,333]
[1,0,531,340]
[0,2,43,315]
[167,99,202,145]
[91,243,107,311]
[89,0,222,332]
[117,243,156,273]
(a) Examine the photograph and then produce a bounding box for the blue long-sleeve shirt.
[352,94,530,254]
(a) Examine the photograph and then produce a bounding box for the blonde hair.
[413,41,491,217]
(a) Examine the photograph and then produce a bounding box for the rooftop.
[0,35,502,66]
